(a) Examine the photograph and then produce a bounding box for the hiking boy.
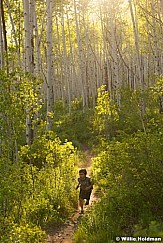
[76,169,93,214]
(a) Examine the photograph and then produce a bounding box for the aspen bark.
[0,4,4,68]
[0,0,8,71]
[22,0,34,144]
[22,0,32,72]
[5,0,21,66]
[151,0,161,76]
[33,1,41,77]
[73,0,86,109]
[81,4,89,107]
[129,0,147,115]
[55,15,65,105]
[109,4,120,104]
[61,9,71,113]
[129,0,143,88]
[98,2,111,95]
[160,0,163,15]
[46,0,53,130]
[66,6,77,102]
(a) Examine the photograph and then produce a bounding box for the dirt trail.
[47,146,96,243]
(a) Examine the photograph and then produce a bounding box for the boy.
[76,169,93,214]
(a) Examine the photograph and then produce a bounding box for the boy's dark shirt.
[78,177,93,200]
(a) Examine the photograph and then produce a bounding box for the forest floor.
[46,145,97,243]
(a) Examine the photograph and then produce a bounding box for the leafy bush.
[75,83,163,242]
[134,221,163,241]
[1,223,46,243]
[52,99,94,147]
[0,131,79,241]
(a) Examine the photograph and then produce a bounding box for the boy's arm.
[76,183,80,190]
[85,178,93,191]
[76,178,80,190]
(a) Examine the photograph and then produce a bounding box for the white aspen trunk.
[32,0,42,137]
[0,6,4,68]
[22,0,34,144]
[5,0,21,66]
[0,0,8,72]
[55,15,65,106]
[129,0,143,88]
[99,46,104,88]
[46,0,53,130]
[29,0,35,74]
[66,6,77,101]
[22,0,32,72]
[129,0,146,117]
[109,4,120,105]
[73,0,85,109]
[33,4,41,77]
[160,0,163,15]
[151,0,161,76]
[61,9,71,113]
[81,5,89,107]
[93,60,97,107]
[98,2,111,95]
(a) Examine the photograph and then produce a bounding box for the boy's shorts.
[79,189,92,200]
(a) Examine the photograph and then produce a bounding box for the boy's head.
[79,169,87,179]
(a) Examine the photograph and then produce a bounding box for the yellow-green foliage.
[75,83,163,243]
[134,221,163,242]
[0,131,79,241]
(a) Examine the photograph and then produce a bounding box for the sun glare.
[88,0,129,22]
[89,0,129,6]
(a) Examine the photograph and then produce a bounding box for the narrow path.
[47,146,96,243]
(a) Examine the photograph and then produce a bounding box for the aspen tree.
[55,15,65,104]
[129,0,142,88]
[46,0,53,130]
[98,2,111,95]
[80,1,90,107]
[128,0,147,122]
[129,0,147,114]
[0,5,4,68]
[61,7,71,113]
[109,2,121,105]
[160,0,163,15]
[66,5,77,101]
[23,0,32,72]
[29,0,35,74]
[0,0,8,71]
[33,5,41,77]
[151,0,161,76]
[73,0,86,109]
[5,0,21,67]
[22,0,35,144]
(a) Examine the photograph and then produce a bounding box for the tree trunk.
[61,8,71,113]
[0,4,4,68]
[151,0,161,76]
[5,0,21,67]
[109,3,120,105]
[22,0,33,144]
[0,0,8,71]
[46,0,53,130]
[129,0,145,114]
[160,0,163,15]
[73,0,86,109]
[129,0,142,86]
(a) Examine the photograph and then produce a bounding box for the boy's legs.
[85,190,92,205]
[79,198,84,213]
